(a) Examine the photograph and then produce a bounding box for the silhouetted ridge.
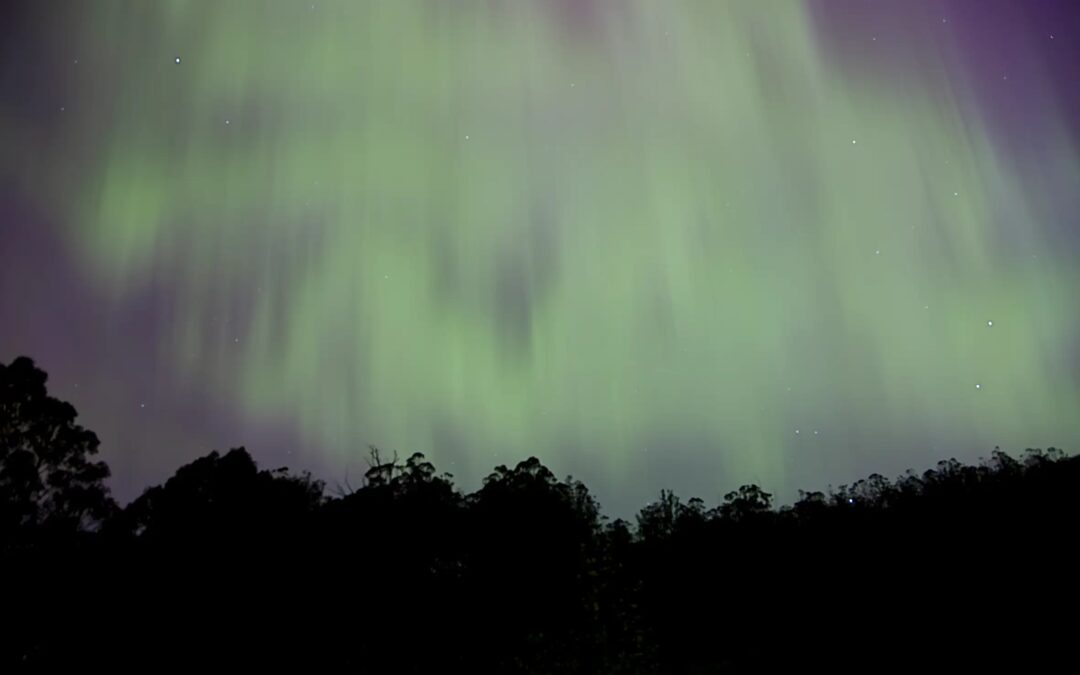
[2,355,1077,672]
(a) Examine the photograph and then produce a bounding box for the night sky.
[2,1,1079,517]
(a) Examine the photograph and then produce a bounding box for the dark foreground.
[2,355,1077,672]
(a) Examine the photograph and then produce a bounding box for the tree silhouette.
[717,483,772,521]
[635,489,682,543]
[119,446,323,545]
[0,356,114,542]
[462,457,605,671]
[4,356,1080,672]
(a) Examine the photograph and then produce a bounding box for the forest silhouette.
[2,355,1077,672]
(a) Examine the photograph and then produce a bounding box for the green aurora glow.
[6,1,1079,510]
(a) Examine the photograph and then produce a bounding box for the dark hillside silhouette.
[2,355,1078,671]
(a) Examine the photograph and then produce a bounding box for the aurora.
[1,0,1078,516]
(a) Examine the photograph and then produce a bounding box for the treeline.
[2,355,1078,672]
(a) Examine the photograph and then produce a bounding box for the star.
[175,56,181,64]
[975,384,982,390]
[794,429,800,435]
[464,135,470,140]
[875,249,881,255]
[225,119,230,125]
[852,139,857,145]
[140,403,146,408]
[987,320,993,327]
